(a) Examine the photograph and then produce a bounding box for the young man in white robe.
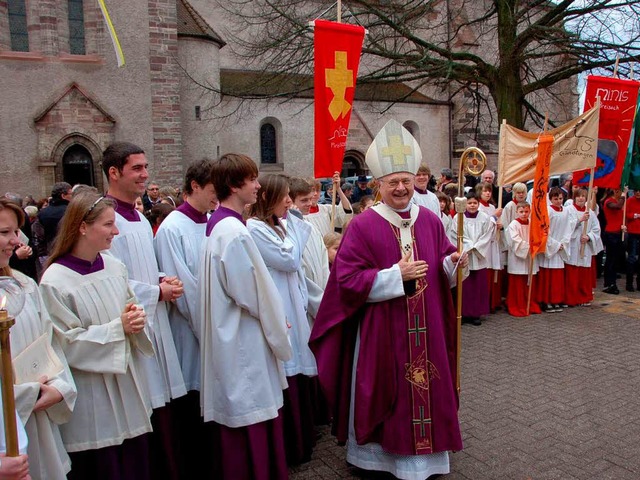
[101,142,186,480]
[198,153,292,479]
[154,159,216,478]
[411,162,440,215]
[305,172,353,236]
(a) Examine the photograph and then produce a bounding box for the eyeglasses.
[381,178,413,188]
[148,187,159,191]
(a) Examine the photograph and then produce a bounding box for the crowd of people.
[0,131,630,480]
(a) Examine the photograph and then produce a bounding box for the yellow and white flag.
[497,100,599,186]
[98,0,125,67]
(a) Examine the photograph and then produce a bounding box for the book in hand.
[12,332,64,385]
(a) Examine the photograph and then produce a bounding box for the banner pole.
[337,0,342,23]
[622,187,628,242]
[580,168,595,258]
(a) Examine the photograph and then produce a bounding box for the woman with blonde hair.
[40,192,154,479]
[0,198,76,479]
[248,174,319,465]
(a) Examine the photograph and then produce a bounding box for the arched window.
[403,120,420,143]
[260,123,277,164]
[8,0,29,52]
[68,0,86,54]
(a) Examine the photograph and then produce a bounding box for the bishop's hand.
[398,249,428,281]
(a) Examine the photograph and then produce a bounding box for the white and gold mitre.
[365,119,422,179]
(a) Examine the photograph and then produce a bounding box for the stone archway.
[52,135,104,192]
[62,144,94,187]
[342,149,366,177]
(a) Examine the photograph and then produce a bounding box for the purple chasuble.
[105,195,141,222]
[55,253,105,275]
[309,207,462,456]
[206,206,244,236]
[177,201,208,224]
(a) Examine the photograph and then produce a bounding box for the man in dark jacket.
[37,182,72,255]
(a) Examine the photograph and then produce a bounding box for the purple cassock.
[309,206,463,456]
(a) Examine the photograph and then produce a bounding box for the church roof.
[220,69,447,105]
[177,0,226,47]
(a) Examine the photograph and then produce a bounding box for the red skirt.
[487,269,504,312]
[536,267,566,305]
[507,274,541,317]
[565,264,593,306]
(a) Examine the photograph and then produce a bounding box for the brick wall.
[147,0,183,186]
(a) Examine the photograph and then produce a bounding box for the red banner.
[530,135,553,256]
[574,76,640,188]
[314,20,365,178]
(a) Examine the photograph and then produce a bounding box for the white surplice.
[447,211,495,271]
[10,270,76,479]
[40,256,154,452]
[248,215,318,377]
[109,211,186,408]
[305,203,352,236]
[478,203,503,270]
[301,221,330,291]
[154,209,206,392]
[565,206,603,267]
[538,207,575,269]
[507,220,538,274]
[198,214,292,427]
[411,189,440,215]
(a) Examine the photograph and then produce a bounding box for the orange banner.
[314,20,365,178]
[530,135,554,256]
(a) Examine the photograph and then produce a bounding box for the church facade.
[0,0,575,198]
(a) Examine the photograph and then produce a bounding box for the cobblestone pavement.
[290,278,640,479]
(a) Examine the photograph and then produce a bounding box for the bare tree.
[201,0,640,132]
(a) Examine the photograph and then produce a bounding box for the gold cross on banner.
[325,51,353,120]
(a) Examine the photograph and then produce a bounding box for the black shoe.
[470,317,482,326]
[603,285,620,295]
[627,285,635,292]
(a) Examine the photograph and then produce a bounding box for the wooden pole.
[330,181,337,232]
[614,54,620,78]
[526,255,534,316]
[0,309,18,457]
[337,0,342,23]
[579,168,595,258]
[622,187,629,242]
[455,153,467,395]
